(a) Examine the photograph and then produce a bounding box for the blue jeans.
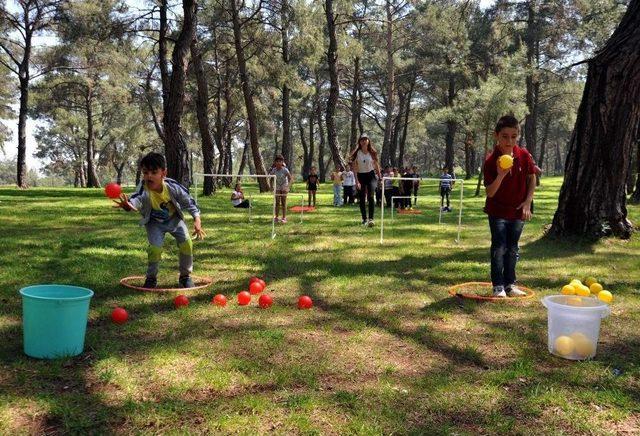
[333,185,343,206]
[488,217,524,287]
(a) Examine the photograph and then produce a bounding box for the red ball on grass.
[212,294,227,307]
[174,294,189,308]
[249,276,261,285]
[258,294,273,309]
[104,182,122,199]
[298,295,313,310]
[249,281,265,295]
[111,307,128,324]
[237,291,251,306]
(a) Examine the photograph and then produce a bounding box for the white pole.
[456,180,464,244]
[380,182,385,244]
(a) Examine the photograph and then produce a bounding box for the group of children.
[114,114,535,299]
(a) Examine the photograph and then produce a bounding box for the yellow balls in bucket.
[561,285,575,295]
[575,285,591,297]
[570,332,595,359]
[564,296,583,307]
[584,277,598,287]
[590,282,603,295]
[554,336,575,357]
[598,290,613,304]
[498,154,513,170]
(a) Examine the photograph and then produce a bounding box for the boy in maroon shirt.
[483,115,536,297]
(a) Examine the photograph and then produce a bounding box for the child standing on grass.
[306,166,319,207]
[410,166,420,207]
[330,166,343,206]
[484,115,536,298]
[270,154,293,223]
[342,163,356,205]
[113,152,206,289]
[439,167,455,212]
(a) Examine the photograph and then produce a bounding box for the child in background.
[439,167,455,212]
[307,167,319,207]
[401,167,414,210]
[113,152,206,289]
[411,166,420,206]
[269,154,293,223]
[383,166,393,208]
[231,183,250,208]
[330,166,343,206]
[342,163,356,205]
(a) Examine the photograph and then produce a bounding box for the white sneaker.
[492,286,506,298]
[367,219,375,227]
[506,285,527,297]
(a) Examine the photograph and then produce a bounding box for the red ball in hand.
[258,294,273,309]
[111,307,128,324]
[105,182,122,199]
[298,295,313,310]
[212,294,227,307]
[237,291,251,306]
[174,294,189,308]
[249,281,265,295]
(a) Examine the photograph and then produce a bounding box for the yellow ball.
[570,332,595,359]
[584,277,598,287]
[575,285,591,297]
[565,296,583,307]
[498,154,514,170]
[561,285,576,295]
[590,283,603,295]
[554,336,575,357]
[598,290,613,304]
[570,279,583,288]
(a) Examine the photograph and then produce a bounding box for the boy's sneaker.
[367,219,375,227]
[143,277,157,289]
[362,220,368,226]
[281,217,287,224]
[179,276,195,288]
[506,285,527,297]
[274,217,281,223]
[492,285,506,298]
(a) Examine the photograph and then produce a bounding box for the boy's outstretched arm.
[192,216,206,240]
[112,193,138,212]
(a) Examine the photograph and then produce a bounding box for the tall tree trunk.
[298,117,310,179]
[85,89,100,188]
[280,0,292,167]
[230,0,270,191]
[325,0,346,171]
[380,0,395,167]
[317,104,327,182]
[238,138,249,176]
[115,163,125,185]
[17,76,29,188]
[308,111,315,172]
[444,74,456,172]
[631,140,640,203]
[389,90,405,167]
[554,142,562,174]
[475,120,491,196]
[349,56,361,153]
[397,81,413,169]
[163,0,197,187]
[549,0,640,239]
[464,132,473,179]
[524,0,539,160]
[190,38,216,195]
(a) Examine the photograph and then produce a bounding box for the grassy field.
[0,177,639,435]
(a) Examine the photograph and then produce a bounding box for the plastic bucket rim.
[19,284,94,301]
[541,294,610,317]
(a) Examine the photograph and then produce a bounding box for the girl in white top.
[341,163,356,205]
[349,134,381,226]
[231,183,250,208]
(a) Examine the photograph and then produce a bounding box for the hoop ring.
[448,282,535,301]
[120,275,213,292]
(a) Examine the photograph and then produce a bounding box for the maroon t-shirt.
[483,145,535,220]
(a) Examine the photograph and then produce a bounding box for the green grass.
[1,177,639,434]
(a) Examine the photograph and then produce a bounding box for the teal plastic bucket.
[19,284,94,359]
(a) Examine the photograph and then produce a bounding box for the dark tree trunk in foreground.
[280,0,292,167]
[325,0,346,171]
[230,0,270,191]
[163,0,197,187]
[549,0,640,239]
[190,38,216,195]
[631,139,640,203]
[444,75,456,172]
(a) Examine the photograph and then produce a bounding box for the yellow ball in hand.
[498,154,514,170]
[590,282,603,295]
[575,285,591,297]
[554,336,575,357]
[598,290,613,304]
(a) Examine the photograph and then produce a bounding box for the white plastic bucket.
[541,295,610,360]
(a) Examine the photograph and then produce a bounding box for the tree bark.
[163,0,197,187]
[298,117,310,179]
[280,0,292,167]
[464,132,473,179]
[308,111,315,174]
[397,80,413,169]
[444,74,456,172]
[349,55,361,154]
[524,0,539,161]
[549,0,640,239]
[230,0,270,191]
[324,0,346,171]
[380,0,395,167]
[190,38,216,195]
[85,87,100,188]
[631,139,640,203]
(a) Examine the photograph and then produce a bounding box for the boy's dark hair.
[140,152,167,170]
[495,115,519,133]
[275,154,285,162]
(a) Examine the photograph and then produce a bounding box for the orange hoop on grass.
[448,282,535,301]
[120,275,213,292]
[397,208,422,215]
[290,205,316,212]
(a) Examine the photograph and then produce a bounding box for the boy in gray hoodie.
[113,152,206,288]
